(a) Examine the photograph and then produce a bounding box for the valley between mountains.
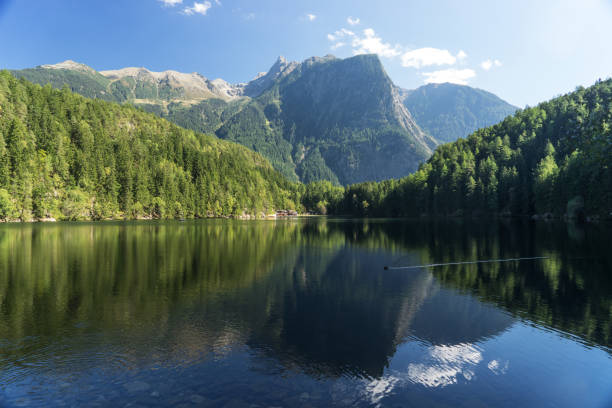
[12,54,517,185]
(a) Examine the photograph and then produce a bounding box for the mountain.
[400,83,518,143]
[13,55,436,184]
[305,79,612,218]
[11,56,514,185]
[214,54,437,184]
[125,55,438,184]
[13,60,240,104]
[0,71,298,221]
[241,55,299,97]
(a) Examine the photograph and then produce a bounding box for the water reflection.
[0,219,610,407]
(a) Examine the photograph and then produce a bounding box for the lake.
[0,218,611,407]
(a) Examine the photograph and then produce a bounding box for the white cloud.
[422,68,476,85]
[352,28,401,58]
[359,343,510,405]
[183,1,212,15]
[481,59,502,71]
[327,28,400,58]
[325,26,469,69]
[487,359,509,375]
[306,13,316,21]
[407,344,483,388]
[326,28,354,42]
[347,16,360,25]
[159,0,182,5]
[364,376,399,405]
[481,59,492,70]
[401,48,457,68]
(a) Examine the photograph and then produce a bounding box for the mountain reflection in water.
[0,219,610,407]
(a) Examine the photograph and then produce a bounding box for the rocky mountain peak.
[41,60,96,74]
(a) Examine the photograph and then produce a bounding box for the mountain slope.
[12,56,515,185]
[13,61,116,101]
[311,79,612,218]
[12,56,437,184]
[0,71,298,220]
[215,54,437,184]
[12,60,239,105]
[401,83,518,143]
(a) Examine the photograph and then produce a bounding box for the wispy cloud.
[352,28,401,58]
[401,48,460,68]
[325,24,478,84]
[422,68,476,85]
[326,27,400,58]
[327,28,354,42]
[481,59,502,71]
[159,0,183,6]
[306,13,317,21]
[183,1,212,15]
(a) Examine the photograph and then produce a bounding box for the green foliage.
[310,79,612,218]
[0,71,299,220]
[11,67,114,101]
[11,66,189,104]
[0,188,16,219]
[61,188,90,220]
[13,56,439,185]
[230,54,436,185]
[301,180,344,214]
[216,103,298,181]
[402,83,518,143]
[297,147,339,185]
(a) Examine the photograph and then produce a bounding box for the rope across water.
[383,256,549,270]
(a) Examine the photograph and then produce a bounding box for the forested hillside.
[13,56,440,185]
[12,60,238,104]
[0,71,298,221]
[401,83,517,143]
[304,79,612,218]
[214,54,437,184]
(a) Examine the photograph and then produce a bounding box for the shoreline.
[0,213,608,224]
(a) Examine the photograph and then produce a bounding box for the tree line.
[302,79,612,219]
[1,71,610,221]
[0,71,299,221]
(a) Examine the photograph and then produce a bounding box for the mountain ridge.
[401,82,518,143]
[212,53,437,183]
[10,55,516,184]
[0,70,299,221]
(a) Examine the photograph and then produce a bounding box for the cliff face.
[12,55,516,185]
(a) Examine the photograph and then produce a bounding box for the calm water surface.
[0,218,611,407]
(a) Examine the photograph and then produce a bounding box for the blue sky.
[1,0,612,107]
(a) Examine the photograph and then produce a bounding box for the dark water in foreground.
[0,218,611,407]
